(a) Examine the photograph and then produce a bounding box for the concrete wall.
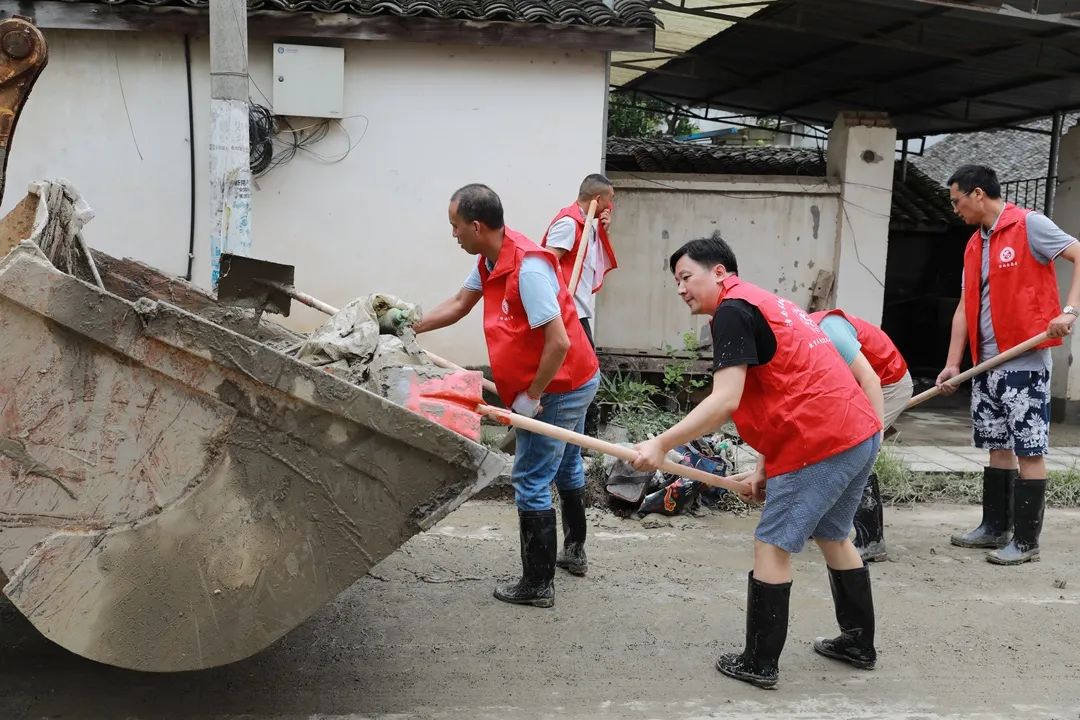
[1,30,608,366]
[596,173,841,352]
[826,112,897,326]
[1050,124,1080,418]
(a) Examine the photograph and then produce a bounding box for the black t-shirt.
[710,299,777,370]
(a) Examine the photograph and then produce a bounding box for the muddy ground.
[2,500,1079,720]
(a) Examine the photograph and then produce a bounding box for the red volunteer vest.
[810,309,909,386]
[962,203,1062,364]
[540,203,618,293]
[479,227,599,406]
[722,276,881,478]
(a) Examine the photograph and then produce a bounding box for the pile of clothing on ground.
[603,434,738,517]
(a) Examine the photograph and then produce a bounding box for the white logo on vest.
[999,246,1016,263]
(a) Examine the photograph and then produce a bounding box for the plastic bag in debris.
[633,438,736,517]
[668,439,734,509]
[297,293,424,368]
[637,477,701,517]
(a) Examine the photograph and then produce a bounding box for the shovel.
[401,378,752,492]
[216,252,498,396]
[905,331,1051,410]
[479,404,751,493]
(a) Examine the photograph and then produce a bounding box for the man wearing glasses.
[936,164,1080,565]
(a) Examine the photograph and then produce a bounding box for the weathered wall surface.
[1,30,608,366]
[1050,123,1080,417]
[596,174,841,352]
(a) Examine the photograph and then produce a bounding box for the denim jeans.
[512,371,601,511]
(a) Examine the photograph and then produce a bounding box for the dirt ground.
[2,500,1079,720]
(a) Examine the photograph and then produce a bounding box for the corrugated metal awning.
[616,0,1080,138]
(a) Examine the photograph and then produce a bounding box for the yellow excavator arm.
[0,15,47,205]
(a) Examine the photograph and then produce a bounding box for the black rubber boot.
[556,486,589,576]
[716,572,791,689]
[813,564,877,670]
[494,509,557,608]
[853,473,887,562]
[583,399,601,438]
[950,467,1015,548]
[987,479,1046,565]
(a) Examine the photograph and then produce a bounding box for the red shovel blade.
[397,368,485,442]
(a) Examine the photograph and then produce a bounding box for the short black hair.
[578,173,613,200]
[947,164,1002,200]
[669,231,739,274]
[450,184,505,229]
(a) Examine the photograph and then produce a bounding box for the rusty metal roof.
[53,0,659,27]
[606,137,961,229]
[620,0,1080,138]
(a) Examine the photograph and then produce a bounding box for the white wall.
[2,30,608,366]
[1050,124,1080,411]
[1,31,192,276]
[597,174,841,352]
[826,114,897,326]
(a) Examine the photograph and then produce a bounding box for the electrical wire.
[247,102,368,177]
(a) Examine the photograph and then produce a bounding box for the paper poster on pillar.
[209,98,252,288]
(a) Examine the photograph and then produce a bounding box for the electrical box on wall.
[272,43,344,118]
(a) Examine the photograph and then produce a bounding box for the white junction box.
[272,43,344,118]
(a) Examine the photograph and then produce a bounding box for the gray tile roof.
[915,113,1080,186]
[607,137,960,230]
[58,0,659,27]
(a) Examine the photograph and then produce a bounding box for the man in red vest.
[936,164,1080,566]
[415,184,600,608]
[811,309,913,562]
[631,233,883,689]
[541,173,619,437]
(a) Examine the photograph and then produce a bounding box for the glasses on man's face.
[950,190,973,208]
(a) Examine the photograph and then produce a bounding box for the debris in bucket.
[295,293,433,394]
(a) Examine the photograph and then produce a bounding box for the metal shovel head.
[217,253,296,317]
[382,365,484,442]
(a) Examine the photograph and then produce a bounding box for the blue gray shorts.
[755,434,881,554]
[971,369,1050,457]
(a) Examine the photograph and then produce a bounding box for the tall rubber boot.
[556,486,589,576]
[813,564,877,670]
[987,479,1046,565]
[853,473,887,562]
[950,466,1015,548]
[716,572,791,689]
[494,509,557,608]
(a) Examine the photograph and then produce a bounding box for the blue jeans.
[512,371,601,511]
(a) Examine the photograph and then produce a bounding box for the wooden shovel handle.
[567,199,598,296]
[255,278,341,316]
[906,331,1051,410]
[477,404,747,493]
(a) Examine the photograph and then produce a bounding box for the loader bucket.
[0,182,504,671]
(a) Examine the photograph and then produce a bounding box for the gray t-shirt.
[544,215,598,320]
[463,256,561,329]
[969,210,1078,371]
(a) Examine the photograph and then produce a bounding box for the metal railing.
[1000,176,1049,212]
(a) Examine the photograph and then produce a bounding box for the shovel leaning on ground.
[904,331,1051,410]
[216,252,499,396]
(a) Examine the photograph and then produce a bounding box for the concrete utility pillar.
[826,111,897,325]
[1050,122,1080,421]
